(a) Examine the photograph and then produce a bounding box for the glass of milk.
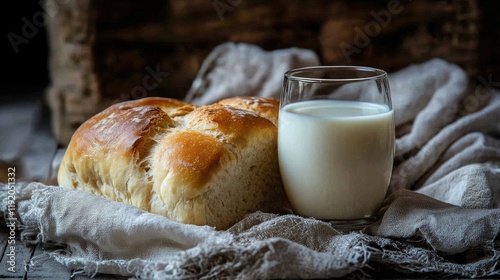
[278,66,395,230]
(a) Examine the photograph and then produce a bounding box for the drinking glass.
[278,66,395,231]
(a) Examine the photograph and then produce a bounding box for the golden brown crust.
[218,96,279,125]
[58,96,286,229]
[186,104,276,147]
[73,105,173,156]
[154,130,228,197]
[115,97,189,112]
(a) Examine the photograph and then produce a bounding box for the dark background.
[3,0,500,98]
[3,1,49,102]
[4,2,49,86]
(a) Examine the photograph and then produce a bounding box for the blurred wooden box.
[45,0,480,144]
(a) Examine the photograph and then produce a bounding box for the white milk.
[278,100,395,220]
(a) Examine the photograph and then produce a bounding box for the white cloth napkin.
[184,42,321,105]
[1,44,499,279]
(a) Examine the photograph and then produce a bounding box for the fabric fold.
[364,189,500,255]
[184,42,321,105]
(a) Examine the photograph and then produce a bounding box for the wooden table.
[0,87,127,279]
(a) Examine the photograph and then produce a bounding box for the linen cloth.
[184,42,321,105]
[1,43,500,279]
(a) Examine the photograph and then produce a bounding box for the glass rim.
[284,66,387,83]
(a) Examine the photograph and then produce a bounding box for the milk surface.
[278,100,395,219]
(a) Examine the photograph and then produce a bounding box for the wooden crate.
[45,0,480,144]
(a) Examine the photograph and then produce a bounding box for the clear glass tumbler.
[278,66,395,231]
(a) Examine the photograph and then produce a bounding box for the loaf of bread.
[57,96,289,229]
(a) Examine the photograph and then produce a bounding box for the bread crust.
[57,96,287,229]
